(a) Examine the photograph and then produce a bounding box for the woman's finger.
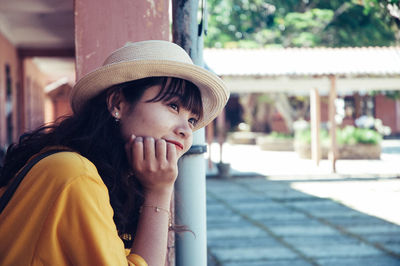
[143,137,155,161]
[166,142,177,163]
[125,134,136,164]
[132,136,144,169]
[155,139,167,160]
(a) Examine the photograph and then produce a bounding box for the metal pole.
[172,0,208,265]
[175,131,207,266]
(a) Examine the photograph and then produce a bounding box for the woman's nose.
[175,118,192,139]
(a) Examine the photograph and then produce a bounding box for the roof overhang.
[221,76,400,95]
[204,47,400,95]
[0,0,74,49]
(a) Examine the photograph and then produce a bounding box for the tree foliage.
[205,0,400,48]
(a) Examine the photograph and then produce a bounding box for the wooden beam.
[328,75,338,173]
[310,88,321,165]
[18,48,75,58]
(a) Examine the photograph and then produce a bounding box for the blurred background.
[0,0,399,265]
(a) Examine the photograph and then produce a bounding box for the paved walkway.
[205,140,400,265]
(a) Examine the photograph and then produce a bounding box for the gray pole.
[172,0,208,265]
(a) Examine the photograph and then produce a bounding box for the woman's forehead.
[139,77,203,118]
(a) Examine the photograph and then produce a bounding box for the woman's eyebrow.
[164,94,201,118]
[165,94,184,103]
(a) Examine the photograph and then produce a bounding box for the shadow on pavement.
[206,175,400,266]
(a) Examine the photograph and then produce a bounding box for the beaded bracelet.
[139,205,172,229]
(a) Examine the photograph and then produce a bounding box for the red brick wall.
[320,96,329,122]
[375,93,398,134]
[269,94,399,136]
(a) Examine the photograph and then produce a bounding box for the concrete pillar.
[74,0,169,79]
[74,0,172,265]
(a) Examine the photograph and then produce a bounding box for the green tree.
[205,0,400,48]
[205,0,400,133]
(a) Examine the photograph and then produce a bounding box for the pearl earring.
[114,112,120,122]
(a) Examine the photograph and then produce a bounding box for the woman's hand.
[125,134,178,196]
[126,134,177,265]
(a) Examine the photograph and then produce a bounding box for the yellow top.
[0,151,147,266]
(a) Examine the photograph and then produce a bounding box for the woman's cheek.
[184,137,193,154]
[120,122,135,142]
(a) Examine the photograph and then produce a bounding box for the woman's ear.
[106,89,125,120]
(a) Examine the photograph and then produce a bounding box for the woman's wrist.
[142,187,173,210]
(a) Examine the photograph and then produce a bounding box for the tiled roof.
[203,47,400,77]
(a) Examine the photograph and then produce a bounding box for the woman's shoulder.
[32,148,102,186]
[41,150,96,170]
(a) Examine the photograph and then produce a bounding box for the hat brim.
[71,60,229,131]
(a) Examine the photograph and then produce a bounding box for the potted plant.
[217,161,231,178]
[294,125,383,160]
[256,131,294,151]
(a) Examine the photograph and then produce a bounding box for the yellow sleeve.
[35,170,147,266]
[128,253,148,266]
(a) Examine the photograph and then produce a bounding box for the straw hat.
[71,40,229,130]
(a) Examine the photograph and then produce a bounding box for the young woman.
[0,40,229,265]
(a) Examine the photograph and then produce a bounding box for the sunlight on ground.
[290,180,400,226]
[206,141,400,225]
[206,141,400,178]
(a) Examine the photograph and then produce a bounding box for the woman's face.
[118,84,198,158]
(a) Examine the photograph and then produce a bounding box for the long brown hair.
[0,77,203,247]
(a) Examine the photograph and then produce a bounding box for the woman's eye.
[188,118,198,127]
[169,103,179,111]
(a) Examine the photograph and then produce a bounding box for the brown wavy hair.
[0,77,203,247]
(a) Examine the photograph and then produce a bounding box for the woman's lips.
[165,140,184,150]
